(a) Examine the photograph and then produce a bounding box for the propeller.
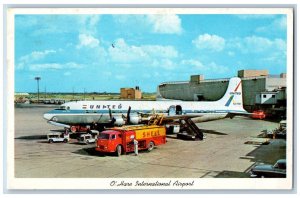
[109,108,116,125]
[125,106,131,125]
[109,108,112,120]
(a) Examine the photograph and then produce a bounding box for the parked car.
[47,132,69,143]
[251,110,266,120]
[250,159,286,178]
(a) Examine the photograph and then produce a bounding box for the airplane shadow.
[72,147,152,158]
[15,135,47,140]
[72,147,108,157]
[201,129,228,135]
[49,129,65,132]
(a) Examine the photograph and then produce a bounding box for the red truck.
[95,125,166,156]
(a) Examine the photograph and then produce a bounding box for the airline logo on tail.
[225,81,241,107]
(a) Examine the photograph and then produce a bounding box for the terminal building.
[157,70,286,117]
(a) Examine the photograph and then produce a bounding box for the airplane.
[43,77,250,133]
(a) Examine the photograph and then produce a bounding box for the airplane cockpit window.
[168,105,176,116]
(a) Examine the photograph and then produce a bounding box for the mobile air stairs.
[177,118,204,141]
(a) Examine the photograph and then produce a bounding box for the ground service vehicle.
[250,159,286,178]
[95,125,166,156]
[78,130,99,144]
[251,110,266,120]
[47,132,69,143]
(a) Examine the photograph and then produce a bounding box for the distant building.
[157,69,287,117]
[237,69,269,78]
[14,92,29,96]
[120,86,142,99]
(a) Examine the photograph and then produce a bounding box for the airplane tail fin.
[217,77,246,112]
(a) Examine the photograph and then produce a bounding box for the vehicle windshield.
[99,133,110,140]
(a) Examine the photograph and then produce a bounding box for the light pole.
[83,88,86,101]
[34,77,41,103]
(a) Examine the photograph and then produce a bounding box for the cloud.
[158,59,177,70]
[147,15,183,34]
[115,74,126,80]
[109,39,147,63]
[17,50,56,70]
[143,45,178,58]
[29,62,84,71]
[228,51,235,56]
[76,34,100,49]
[64,72,72,76]
[192,34,225,52]
[181,59,229,74]
[181,59,205,69]
[256,16,287,33]
[229,36,286,54]
[112,14,183,35]
[109,38,179,65]
[78,15,101,34]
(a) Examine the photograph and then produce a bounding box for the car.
[251,110,266,120]
[47,132,69,143]
[250,159,286,178]
[78,133,98,144]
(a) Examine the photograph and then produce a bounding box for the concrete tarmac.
[14,107,285,178]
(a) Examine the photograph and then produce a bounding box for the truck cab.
[97,130,124,155]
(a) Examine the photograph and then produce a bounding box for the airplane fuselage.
[43,77,248,127]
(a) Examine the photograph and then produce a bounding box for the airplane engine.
[129,115,142,124]
[114,116,125,126]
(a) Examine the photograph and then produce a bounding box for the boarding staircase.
[177,118,203,141]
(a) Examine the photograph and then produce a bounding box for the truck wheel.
[115,145,122,157]
[49,139,53,144]
[63,139,68,143]
[147,141,155,152]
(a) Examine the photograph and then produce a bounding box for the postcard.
[5,6,294,191]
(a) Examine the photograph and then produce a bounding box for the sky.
[14,14,287,93]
